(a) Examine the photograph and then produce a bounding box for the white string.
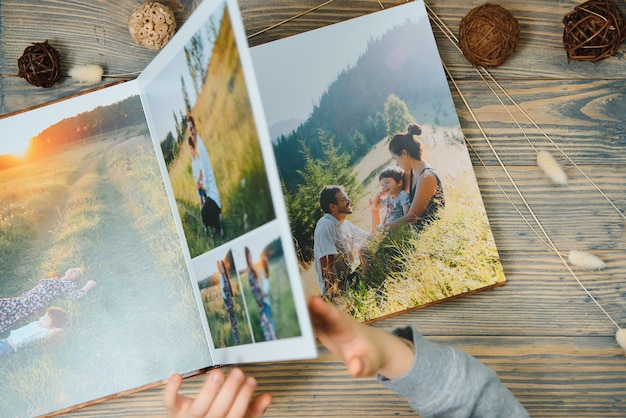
[427,4,621,330]
[247,0,337,39]
[425,3,625,221]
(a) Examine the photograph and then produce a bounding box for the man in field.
[313,185,370,297]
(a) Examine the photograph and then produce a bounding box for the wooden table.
[2,0,625,416]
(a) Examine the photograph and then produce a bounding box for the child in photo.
[370,166,410,232]
[0,267,94,333]
[0,307,68,357]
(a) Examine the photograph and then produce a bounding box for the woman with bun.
[387,123,444,230]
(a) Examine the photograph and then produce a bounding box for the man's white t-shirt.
[313,214,369,294]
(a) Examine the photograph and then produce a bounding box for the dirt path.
[61,137,200,371]
[82,141,171,302]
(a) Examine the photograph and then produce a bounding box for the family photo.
[143,1,276,258]
[251,1,506,321]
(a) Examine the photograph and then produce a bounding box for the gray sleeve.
[377,326,529,418]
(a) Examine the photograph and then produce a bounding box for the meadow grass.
[0,134,209,416]
[202,255,301,346]
[167,11,275,257]
[201,279,253,347]
[239,256,301,342]
[337,174,505,322]
[0,149,89,295]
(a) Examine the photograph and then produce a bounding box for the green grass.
[201,273,254,348]
[239,255,301,342]
[335,175,506,322]
[202,252,301,347]
[0,133,209,417]
[167,9,275,257]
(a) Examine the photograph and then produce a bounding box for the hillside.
[273,18,456,191]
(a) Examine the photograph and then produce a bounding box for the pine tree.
[285,129,361,263]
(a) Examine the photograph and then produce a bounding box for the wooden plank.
[375,256,626,337]
[239,0,626,79]
[473,165,626,250]
[0,0,201,115]
[453,79,626,166]
[2,0,626,416]
[62,336,626,417]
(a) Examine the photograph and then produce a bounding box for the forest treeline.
[1,96,147,170]
[273,19,454,193]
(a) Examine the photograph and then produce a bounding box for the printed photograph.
[251,1,506,322]
[0,84,209,417]
[194,224,302,348]
[142,1,276,258]
[196,249,254,348]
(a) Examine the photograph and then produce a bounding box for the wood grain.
[2,0,626,416]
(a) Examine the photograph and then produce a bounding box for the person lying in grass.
[164,296,529,418]
[0,267,95,333]
[0,307,68,357]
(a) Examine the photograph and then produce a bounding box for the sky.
[0,2,430,157]
[0,82,141,157]
[249,1,429,129]
[139,5,224,142]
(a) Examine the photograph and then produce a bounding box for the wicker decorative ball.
[128,2,177,50]
[17,40,61,88]
[563,0,626,63]
[458,3,520,68]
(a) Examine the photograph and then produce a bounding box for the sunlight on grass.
[1,135,209,416]
[340,174,505,322]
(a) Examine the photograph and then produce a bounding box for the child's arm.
[401,203,409,216]
[308,296,414,379]
[308,296,528,418]
[81,280,97,293]
[401,194,410,216]
[369,191,384,234]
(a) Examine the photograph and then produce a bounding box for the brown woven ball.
[563,0,626,63]
[17,40,61,88]
[128,2,177,50]
[458,3,520,68]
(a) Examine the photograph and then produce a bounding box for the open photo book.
[0,0,504,416]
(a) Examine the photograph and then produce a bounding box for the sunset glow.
[0,137,31,157]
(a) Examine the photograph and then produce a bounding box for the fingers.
[208,369,256,417]
[189,369,227,416]
[307,296,382,378]
[163,373,191,417]
[307,295,336,327]
[166,368,269,418]
[248,393,273,417]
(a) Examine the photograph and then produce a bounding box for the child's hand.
[164,369,272,418]
[369,191,383,210]
[308,296,414,379]
[82,280,97,293]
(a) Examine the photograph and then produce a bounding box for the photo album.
[0,0,505,416]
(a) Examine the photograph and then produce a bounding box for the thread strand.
[429,6,621,330]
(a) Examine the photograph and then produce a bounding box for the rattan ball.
[563,0,626,63]
[17,40,61,88]
[128,2,177,50]
[458,3,520,68]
